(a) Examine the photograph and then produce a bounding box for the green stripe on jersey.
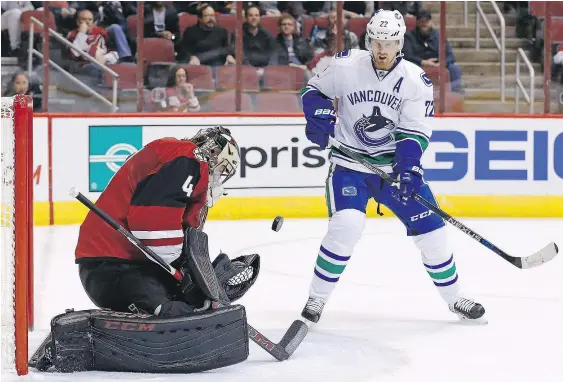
[394,132,429,151]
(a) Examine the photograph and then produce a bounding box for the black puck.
[272,216,284,232]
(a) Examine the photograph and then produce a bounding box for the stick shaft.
[73,190,293,360]
[330,140,518,267]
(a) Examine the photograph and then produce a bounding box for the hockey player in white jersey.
[300,10,486,324]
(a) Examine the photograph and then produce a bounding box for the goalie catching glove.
[213,253,260,302]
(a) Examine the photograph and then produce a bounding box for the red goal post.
[1,94,34,376]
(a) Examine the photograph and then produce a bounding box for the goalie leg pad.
[213,253,260,302]
[29,306,249,373]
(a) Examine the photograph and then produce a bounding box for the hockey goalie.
[29,126,261,374]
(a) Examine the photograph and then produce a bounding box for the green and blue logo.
[89,126,143,192]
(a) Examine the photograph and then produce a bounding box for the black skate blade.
[278,320,308,357]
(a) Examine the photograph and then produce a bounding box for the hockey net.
[1,95,33,376]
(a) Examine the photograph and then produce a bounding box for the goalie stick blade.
[519,242,559,269]
[277,320,308,358]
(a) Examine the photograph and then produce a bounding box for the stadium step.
[445,25,517,39]
[424,1,498,15]
[449,37,526,50]
[462,99,560,114]
[462,74,546,89]
[462,87,561,102]
[453,48,522,62]
[457,62,542,76]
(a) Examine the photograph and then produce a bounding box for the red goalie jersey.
[75,138,209,265]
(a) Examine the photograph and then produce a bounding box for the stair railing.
[28,17,119,111]
[515,48,535,114]
[475,1,505,102]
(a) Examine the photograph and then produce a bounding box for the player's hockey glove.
[392,157,424,205]
[303,89,335,149]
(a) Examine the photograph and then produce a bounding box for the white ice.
[5,218,563,382]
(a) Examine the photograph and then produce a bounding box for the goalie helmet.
[366,10,407,55]
[189,126,240,207]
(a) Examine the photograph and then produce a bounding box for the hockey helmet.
[366,10,407,55]
[189,126,240,206]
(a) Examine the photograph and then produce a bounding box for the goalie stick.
[328,138,559,269]
[70,188,307,361]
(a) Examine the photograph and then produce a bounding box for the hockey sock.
[413,227,461,305]
[309,209,365,301]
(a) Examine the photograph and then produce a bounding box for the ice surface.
[6,218,563,381]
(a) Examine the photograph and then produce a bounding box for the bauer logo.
[89,126,142,192]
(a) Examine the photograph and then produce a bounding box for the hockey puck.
[272,216,284,232]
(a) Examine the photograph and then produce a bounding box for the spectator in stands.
[275,13,313,72]
[155,66,201,112]
[73,2,133,62]
[311,10,359,55]
[144,2,180,51]
[66,10,120,80]
[2,71,42,111]
[181,4,235,66]
[1,1,35,56]
[261,1,281,16]
[554,48,563,85]
[380,1,423,17]
[309,32,336,75]
[403,9,463,92]
[231,5,278,73]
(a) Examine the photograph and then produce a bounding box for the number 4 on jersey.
[182,175,194,197]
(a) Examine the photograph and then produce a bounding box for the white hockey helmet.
[366,10,407,55]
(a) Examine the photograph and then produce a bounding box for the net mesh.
[1,96,16,373]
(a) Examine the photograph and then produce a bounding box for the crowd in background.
[1,1,561,112]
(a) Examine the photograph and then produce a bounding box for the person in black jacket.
[230,5,278,71]
[181,4,235,66]
[144,1,180,51]
[275,13,314,69]
[403,9,463,92]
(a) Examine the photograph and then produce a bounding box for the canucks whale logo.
[353,106,395,148]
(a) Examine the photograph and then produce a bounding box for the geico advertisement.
[51,116,563,200]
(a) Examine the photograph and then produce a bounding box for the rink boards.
[30,115,563,225]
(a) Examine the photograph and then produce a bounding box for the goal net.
[1,95,33,376]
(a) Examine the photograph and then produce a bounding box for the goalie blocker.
[29,307,249,373]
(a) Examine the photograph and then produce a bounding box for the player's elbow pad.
[302,88,336,148]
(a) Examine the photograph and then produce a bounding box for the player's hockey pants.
[79,261,198,317]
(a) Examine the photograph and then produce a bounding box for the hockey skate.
[301,297,325,323]
[449,297,487,324]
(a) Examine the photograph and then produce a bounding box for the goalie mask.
[190,126,240,207]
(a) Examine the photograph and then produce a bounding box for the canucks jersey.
[303,49,435,173]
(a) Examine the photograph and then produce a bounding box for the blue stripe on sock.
[320,246,350,262]
[424,255,453,270]
[314,268,339,283]
[433,274,458,287]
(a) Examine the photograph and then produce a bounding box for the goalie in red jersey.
[30,127,258,374]
[75,126,260,317]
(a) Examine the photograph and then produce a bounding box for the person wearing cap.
[403,9,463,93]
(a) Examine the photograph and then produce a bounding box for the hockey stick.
[70,188,307,361]
[328,138,559,269]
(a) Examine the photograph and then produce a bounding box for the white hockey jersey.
[304,49,435,174]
